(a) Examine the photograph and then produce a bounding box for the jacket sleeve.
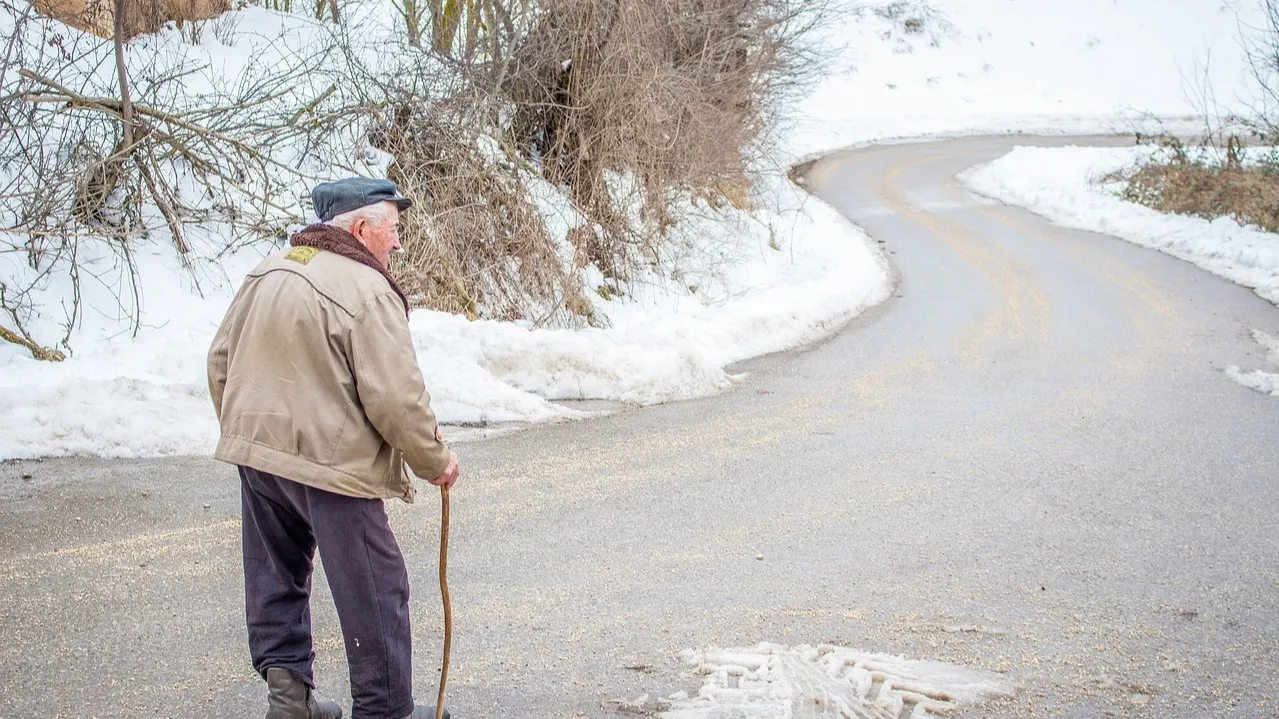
[207,307,233,422]
[208,281,253,421]
[349,293,452,481]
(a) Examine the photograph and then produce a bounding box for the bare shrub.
[349,0,830,328]
[374,108,594,325]
[500,0,831,281]
[1111,0,1279,234]
[322,29,596,326]
[209,9,238,43]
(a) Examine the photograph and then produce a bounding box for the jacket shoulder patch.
[285,246,319,265]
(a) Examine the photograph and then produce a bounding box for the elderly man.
[208,178,458,719]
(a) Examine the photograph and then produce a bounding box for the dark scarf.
[291,224,409,317]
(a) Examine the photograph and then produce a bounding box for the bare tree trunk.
[404,0,422,46]
[432,0,460,55]
[426,0,444,30]
[113,0,133,151]
[314,0,339,23]
[464,0,480,60]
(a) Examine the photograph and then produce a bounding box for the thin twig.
[133,152,190,256]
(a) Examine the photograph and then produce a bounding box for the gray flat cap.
[311,177,412,222]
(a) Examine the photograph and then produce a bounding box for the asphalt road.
[2,136,1277,719]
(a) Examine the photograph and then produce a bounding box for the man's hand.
[429,451,459,489]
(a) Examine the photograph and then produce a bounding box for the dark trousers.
[240,465,415,719]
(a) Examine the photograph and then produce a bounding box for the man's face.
[354,202,402,269]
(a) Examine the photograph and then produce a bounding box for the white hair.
[327,200,396,232]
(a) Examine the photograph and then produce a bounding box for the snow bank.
[959,145,1279,307]
[0,172,889,458]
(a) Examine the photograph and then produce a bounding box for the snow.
[959,144,1279,307]
[793,0,1267,158]
[2,0,1271,458]
[657,643,1011,719]
[409,176,892,422]
[1226,330,1279,397]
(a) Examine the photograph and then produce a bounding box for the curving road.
[2,137,1277,718]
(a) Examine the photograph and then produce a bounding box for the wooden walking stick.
[436,484,452,719]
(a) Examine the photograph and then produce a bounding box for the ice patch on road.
[660,643,1011,719]
[1226,330,1279,397]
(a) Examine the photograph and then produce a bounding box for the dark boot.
[265,667,343,719]
[398,706,450,719]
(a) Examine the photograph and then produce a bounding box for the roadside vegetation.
[1116,137,1279,234]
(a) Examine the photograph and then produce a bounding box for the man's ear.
[350,216,365,239]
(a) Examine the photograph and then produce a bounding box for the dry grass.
[30,0,229,39]
[501,0,825,280]
[1116,139,1279,234]
[1115,1,1279,236]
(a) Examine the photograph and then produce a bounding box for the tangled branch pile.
[0,1,366,357]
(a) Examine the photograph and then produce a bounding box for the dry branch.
[0,323,64,360]
[20,68,304,177]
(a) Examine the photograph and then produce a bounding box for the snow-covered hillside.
[795,0,1265,156]
[0,0,1267,458]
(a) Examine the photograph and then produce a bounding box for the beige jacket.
[207,245,450,502]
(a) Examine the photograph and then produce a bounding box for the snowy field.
[1,0,1272,459]
[960,144,1279,397]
